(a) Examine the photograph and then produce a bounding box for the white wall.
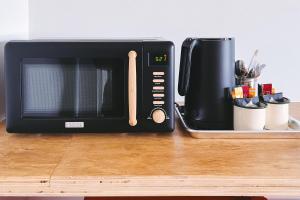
[0,0,299,120]
[28,0,300,101]
[0,0,29,120]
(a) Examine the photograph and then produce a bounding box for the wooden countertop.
[1,103,300,197]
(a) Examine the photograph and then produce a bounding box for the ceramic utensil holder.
[265,98,290,130]
[234,105,266,130]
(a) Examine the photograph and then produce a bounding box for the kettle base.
[186,120,233,130]
[176,104,233,130]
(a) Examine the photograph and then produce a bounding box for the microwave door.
[6,41,147,132]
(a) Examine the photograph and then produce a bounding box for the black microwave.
[5,39,175,133]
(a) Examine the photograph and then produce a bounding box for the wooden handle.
[128,50,137,126]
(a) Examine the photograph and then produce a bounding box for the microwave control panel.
[142,41,174,131]
[151,71,167,123]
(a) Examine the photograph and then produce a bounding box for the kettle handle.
[178,38,199,96]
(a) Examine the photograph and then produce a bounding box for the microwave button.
[153,86,164,90]
[153,72,165,76]
[152,109,166,124]
[153,79,164,83]
[153,93,164,97]
[153,101,164,105]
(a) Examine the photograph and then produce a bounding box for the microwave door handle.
[128,50,137,126]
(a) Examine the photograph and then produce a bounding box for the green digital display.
[149,53,168,66]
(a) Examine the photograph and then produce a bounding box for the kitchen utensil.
[235,60,246,77]
[248,68,255,78]
[248,49,259,71]
[178,38,235,130]
[255,64,266,78]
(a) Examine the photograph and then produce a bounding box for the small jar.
[234,102,267,131]
[265,97,290,130]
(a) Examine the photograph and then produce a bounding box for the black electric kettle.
[178,38,235,130]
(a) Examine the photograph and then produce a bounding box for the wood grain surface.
[0,103,300,196]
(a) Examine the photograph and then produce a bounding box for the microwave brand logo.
[65,122,84,128]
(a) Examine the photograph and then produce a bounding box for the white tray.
[175,103,300,139]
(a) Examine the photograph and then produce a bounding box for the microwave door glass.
[78,59,124,117]
[22,59,76,117]
[21,58,124,118]
[97,68,113,115]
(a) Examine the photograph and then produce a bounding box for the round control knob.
[152,109,166,124]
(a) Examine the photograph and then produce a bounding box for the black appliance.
[178,38,235,130]
[5,39,174,133]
